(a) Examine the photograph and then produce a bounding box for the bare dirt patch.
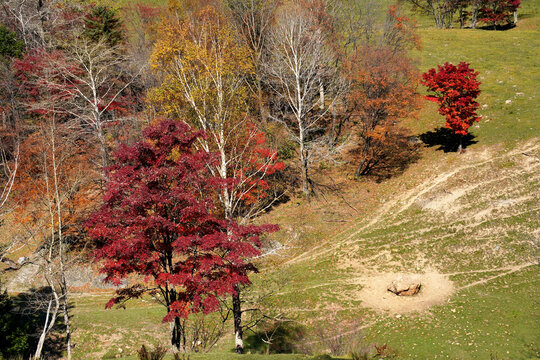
[353,269,454,314]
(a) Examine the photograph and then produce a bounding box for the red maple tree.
[86,120,278,351]
[479,0,521,28]
[422,62,481,152]
[13,49,79,116]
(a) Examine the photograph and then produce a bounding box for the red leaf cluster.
[479,0,521,25]
[87,120,278,322]
[13,49,80,114]
[233,123,284,206]
[421,62,481,136]
[14,47,135,120]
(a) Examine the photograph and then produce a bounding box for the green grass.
[402,0,540,149]
[414,25,540,148]
[71,294,169,359]
[368,266,540,360]
[111,353,325,360]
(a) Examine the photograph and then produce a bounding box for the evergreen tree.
[0,24,24,59]
[83,5,123,46]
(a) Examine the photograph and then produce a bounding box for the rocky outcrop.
[387,275,422,296]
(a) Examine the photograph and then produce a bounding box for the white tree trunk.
[299,138,309,196]
[235,330,244,352]
[34,299,52,360]
[34,291,60,360]
[63,300,72,360]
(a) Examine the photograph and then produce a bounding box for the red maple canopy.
[87,120,278,323]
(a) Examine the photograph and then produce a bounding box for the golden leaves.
[149,5,254,134]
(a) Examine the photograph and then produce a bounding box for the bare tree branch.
[265,3,345,195]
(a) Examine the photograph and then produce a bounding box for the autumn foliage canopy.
[479,0,521,26]
[422,62,481,136]
[87,120,278,323]
[346,5,421,177]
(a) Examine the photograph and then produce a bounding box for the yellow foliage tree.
[149,6,280,353]
[149,5,256,217]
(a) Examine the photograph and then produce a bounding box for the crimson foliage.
[479,0,520,27]
[422,62,481,137]
[87,120,277,330]
[13,49,79,114]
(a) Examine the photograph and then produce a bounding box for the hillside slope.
[250,3,540,357]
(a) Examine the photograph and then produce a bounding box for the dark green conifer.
[83,5,123,46]
[0,24,24,59]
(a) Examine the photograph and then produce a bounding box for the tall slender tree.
[265,1,341,195]
[0,128,18,218]
[226,0,278,120]
[150,6,282,352]
[346,5,421,177]
[150,5,281,220]
[14,113,93,360]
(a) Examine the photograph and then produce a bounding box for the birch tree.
[18,114,85,360]
[0,0,81,49]
[150,5,282,221]
[265,2,341,195]
[14,107,97,359]
[1,0,49,47]
[14,41,142,172]
[150,6,282,353]
[11,49,98,359]
[226,0,278,120]
[56,39,142,170]
[0,130,18,218]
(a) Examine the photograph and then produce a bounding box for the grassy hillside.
[62,1,540,359]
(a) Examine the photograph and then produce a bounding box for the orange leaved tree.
[346,5,421,177]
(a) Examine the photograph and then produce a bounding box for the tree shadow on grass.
[369,141,422,183]
[419,127,477,153]
[244,321,307,355]
[244,320,353,359]
[476,23,517,31]
[350,131,423,183]
[9,287,68,359]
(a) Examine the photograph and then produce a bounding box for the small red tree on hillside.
[86,120,278,352]
[479,0,521,28]
[421,62,481,153]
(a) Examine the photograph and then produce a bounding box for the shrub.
[137,344,167,360]
[0,283,29,359]
[422,62,481,152]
